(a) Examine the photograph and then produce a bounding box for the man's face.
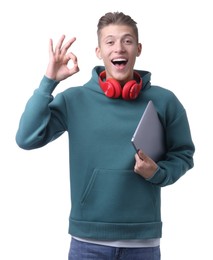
[96,24,142,85]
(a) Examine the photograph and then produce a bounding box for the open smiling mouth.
[111,58,128,67]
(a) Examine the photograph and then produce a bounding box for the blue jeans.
[68,238,161,260]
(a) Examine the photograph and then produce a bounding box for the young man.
[16,12,195,260]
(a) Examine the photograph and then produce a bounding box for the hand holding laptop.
[134,149,158,179]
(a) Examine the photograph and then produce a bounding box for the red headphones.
[98,71,142,100]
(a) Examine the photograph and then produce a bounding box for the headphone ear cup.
[99,71,122,98]
[105,78,122,98]
[122,71,142,100]
[122,80,140,100]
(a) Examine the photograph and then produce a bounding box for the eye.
[106,40,114,45]
[124,38,133,44]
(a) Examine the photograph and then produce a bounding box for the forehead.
[99,24,136,40]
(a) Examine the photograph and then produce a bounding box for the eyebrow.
[103,34,135,40]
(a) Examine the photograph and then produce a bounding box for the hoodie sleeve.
[15,76,66,150]
[146,96,195,187]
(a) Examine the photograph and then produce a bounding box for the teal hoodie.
[16,66,195,240]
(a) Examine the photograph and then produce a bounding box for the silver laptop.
[131,100,166,162]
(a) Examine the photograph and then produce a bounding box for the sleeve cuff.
[38,75,60,95]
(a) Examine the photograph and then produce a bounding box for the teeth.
[112,58,126,62]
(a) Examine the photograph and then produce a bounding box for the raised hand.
[45,35,79,81]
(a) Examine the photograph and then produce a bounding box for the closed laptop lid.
[131,100,166,162]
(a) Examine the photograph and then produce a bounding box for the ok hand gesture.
[45,35,79,82]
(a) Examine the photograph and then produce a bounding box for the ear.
[137,43,142,57]
[95,47,102,59]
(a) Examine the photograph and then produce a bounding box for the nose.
[114,41,125,53]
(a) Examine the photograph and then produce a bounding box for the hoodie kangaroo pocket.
[80,168,160,223]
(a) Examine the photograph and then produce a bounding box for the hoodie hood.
[84,66,152,95]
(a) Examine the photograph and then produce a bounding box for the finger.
[48,38,54,57]
[69,52,78,64]
[134,153,141,164]
[55,34,66,54]
[134,162,141,174]
[138,150,147,161]
[65,52,79,75]
[61,37,76,56]
[64,52,78,67]
[70,52,79,74]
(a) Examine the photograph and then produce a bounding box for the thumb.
[137,150,147,161]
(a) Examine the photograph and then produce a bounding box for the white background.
[0,0,212,259]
